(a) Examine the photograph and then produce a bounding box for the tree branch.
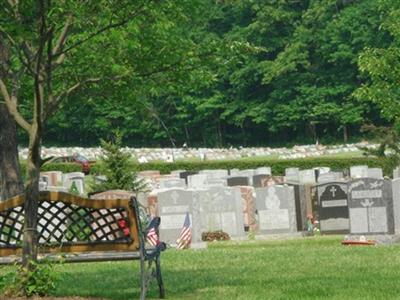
[52,15,73,56]
[57,3,147,56]
[0,79,31,132]
[43,77,102,120]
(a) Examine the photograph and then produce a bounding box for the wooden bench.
[0,191,166,300]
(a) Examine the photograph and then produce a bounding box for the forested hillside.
[16,0,398,147]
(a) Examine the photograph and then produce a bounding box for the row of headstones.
[142,184,298,247]
[142,177,400,247]
[316,178,400,235]
[39,171,85,195]
[142,165,388,191]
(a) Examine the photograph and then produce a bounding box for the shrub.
[19,155,397,178]
[90,132,145,192]
[3,260,58,297]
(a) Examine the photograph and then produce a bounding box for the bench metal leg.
[140,257,148,300]
[156,255,165,298]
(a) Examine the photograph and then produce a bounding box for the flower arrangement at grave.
[201,230,230,242]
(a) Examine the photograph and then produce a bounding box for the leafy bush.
[3,260,58,297]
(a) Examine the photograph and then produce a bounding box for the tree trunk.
[0,104,24,200]
[22,126,41,267]
[343,125,348,143]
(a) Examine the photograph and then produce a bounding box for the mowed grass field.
[2,236,400,300]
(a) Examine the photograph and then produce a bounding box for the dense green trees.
[33,0,395,148]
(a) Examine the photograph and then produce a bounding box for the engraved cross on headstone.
[330,186,337,197]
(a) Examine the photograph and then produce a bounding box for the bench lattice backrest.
[0,191,140,256]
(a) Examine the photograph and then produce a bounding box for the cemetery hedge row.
[133,157,396,176]
[22,156,396,177]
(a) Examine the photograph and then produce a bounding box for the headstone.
[316,182,349,234]
[350,165,368,178]
[367,168,383,179]
[252,175,270,188]
[287,183,309,231]
[199,187,245,238]
[90,190,134,200]
[391,179,400,234]
[199,169,228,179]
[170,170,186,177]
[260,176,285,187]
[299,169,316,184]
[313,167,331,182]
[159,178,186,189]
[318,172,344,183]
[63,172,85,195]
[285,168,299,183]
[229,168,240,176]
[179,171,198,184]
[255,167,271,175]
[40,171,63,186]
[227,176,250,187]
[255,185,297,234]
[348,178,394,234]
[205,178,227,187]
[235,186,257,232]
[157,189,203,246]
[393,167,400,179]
[187,174,208,189]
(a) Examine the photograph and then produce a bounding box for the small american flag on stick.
[176,212,191,249]
[146,218,160,246]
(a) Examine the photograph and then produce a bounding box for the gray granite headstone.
[179,171,198,184]
[367,168,383,179]
[255,185,297,234]
[159,178,186,189]
[391,179,400,234]
[229,168,240,176]
[157,189,203,245]
[348,178,394,234]
[393,167,400,179]
[198,187,245,238]
[63,172,85,195]
[288,183,313,231]
[252,175,270,188]
[187,174,208,189]
[255,167,271,176]
[316,182,349,234]
[350,166,368,178]
[318,172,344,183]
[299,169,316,184]
[285,168,299,183]
[227,176,250,187]
[199,169,228,179]
[205,178,227,187]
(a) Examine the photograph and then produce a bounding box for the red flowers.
[118,219,130,237]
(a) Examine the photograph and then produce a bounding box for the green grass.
[2,236,400,299]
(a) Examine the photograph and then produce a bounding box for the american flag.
[146,226,159,246]
[176,212,191,249]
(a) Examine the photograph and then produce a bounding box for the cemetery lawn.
[2,236,400,300]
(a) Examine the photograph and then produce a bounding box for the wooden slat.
[0,251,142,265]
[0,193,25,211]
[40,191,132,209]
